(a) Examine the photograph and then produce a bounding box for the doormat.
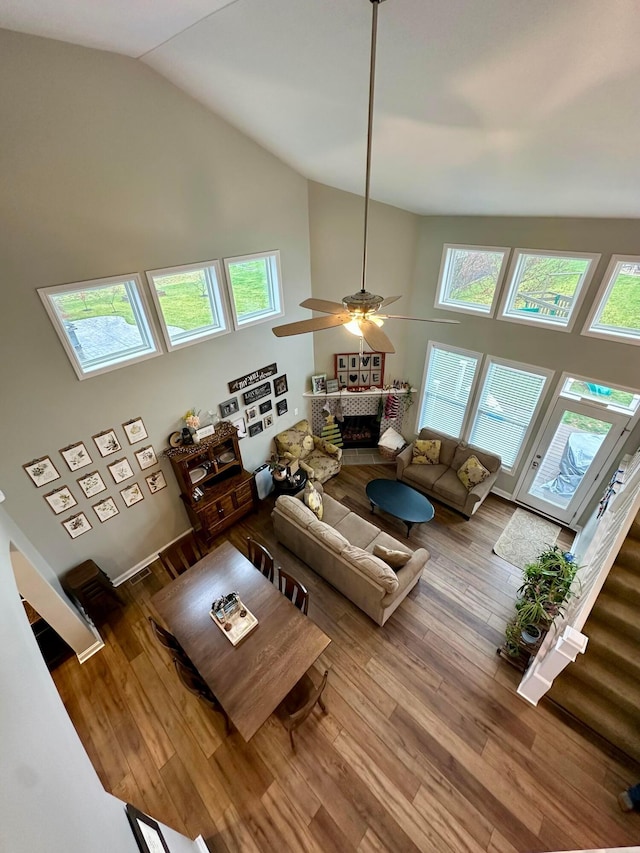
[493,508,561,570]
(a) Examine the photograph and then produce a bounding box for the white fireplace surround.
[304,389,416,444]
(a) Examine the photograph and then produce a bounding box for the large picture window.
[435,244,510,316]
[583,255,640,345]
[417,343,481,438]
[499,249,600,330]
[224,250,284,330]
[146,260,230,351]
[38,274,160,380]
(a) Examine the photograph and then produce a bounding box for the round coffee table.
[365,479,434,537]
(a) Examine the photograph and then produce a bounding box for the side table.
[63,559,121,623]
[272,468,308,497]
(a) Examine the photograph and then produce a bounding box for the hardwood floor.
[52,464,640,852]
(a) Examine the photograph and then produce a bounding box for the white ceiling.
[2,0,640,217]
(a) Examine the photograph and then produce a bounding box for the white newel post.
[518,625,588,705]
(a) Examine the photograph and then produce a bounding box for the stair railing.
[517,448,640,705]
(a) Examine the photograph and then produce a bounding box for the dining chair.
[277,669,329,752]
[158,531,203,579]
[277,568,309,614]
[173,658,231,735]
[148,616,195,670]
[247,536,275,583]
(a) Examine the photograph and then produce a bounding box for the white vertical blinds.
[418,346,480,437]
[469,361,549,467]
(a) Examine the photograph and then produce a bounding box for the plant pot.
[521,624,542,645]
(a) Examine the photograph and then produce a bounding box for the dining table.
[151,540,331,741]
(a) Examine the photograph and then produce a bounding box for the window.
[560,376,640,416]
[435,244,510,316]
[38,274,160,380]
[499,249,600,330]
[146,260,230,351]
[469,359,553,470]
[417,343,481,437]
[223,250,284,330]
[583,255,640,345]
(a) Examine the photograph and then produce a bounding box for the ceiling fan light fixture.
[344,316,384,336]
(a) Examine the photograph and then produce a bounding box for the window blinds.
[418,347,479,438]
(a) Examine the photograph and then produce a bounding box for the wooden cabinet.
[166,423,257,544]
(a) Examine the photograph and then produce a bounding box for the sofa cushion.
[275,495,318,527]
[373,544,411,569]
[303,480,323,519]
[412,439,441,465]
[308,519,350,554]
[320,493,351,527]
[418,428,457,467]
[342,545,399,593]
[335,512,380,549]
[402,462,448,490]
[274,419,315,460]
[303,450,342,482]
[457,454,491,491]
[452,444,500,474]
[432,469,470,505]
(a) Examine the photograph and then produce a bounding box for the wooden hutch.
[165,422,257,544]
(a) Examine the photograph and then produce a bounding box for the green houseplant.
[503,545,580,659]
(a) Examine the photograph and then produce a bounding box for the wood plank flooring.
[52,464,640,852]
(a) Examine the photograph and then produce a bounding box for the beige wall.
[308,181,420,383]
[0,29,313,580]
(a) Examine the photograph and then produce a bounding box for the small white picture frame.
[62,512,92,539]
[122,417,148,445]
[246,406,258,422]
[232,416,247,438]
[311,374,326,395]
[108,457,134,484]
[120,482,144,507]
[23,456,61,488]
[134,445,157,470]
[93,429,121,457]
[44,485,77,516]
[93,497,119,523]
[145,470,167,494]
[77,470,107,498]
[60,441,92,472]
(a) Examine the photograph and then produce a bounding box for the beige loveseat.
[272,483,429,626]
[396,428,501,518]
[273,419,342,483]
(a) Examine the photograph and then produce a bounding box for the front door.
[515,399,626,525]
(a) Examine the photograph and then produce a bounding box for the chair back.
[173,658,230,734]
[148,616,195,670]
[280,669,329,751]
[277,568,309,615]
[159,531,203,579]
[247,537,275,583]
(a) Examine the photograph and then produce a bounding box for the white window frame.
[415,341,482,438]
[145,259,231,352]
[582,254,640,346]
[498,248,600,331]
[559,373,640,416]
[223,250,284,331]
[468,356,555,473]
[434,243,510,317]
[38,273,161,380]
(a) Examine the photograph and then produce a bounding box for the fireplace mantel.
[306,388,417,443]
[303,388,416,399]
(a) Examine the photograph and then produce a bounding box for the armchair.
[274,419,342,483]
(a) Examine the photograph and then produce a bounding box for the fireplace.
[338,414,380,448]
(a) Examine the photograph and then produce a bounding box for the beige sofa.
[272,483,429,626]
[396,428,501,518]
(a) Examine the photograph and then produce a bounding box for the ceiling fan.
[273,0,458,354]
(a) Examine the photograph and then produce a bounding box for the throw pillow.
[373,544,411,569]
[457,454,491,491]
[303,480,323,520]
[412,439,441,465]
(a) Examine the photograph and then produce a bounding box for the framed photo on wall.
[59,441,92,472]
[122,417,147,445]
[120,482,144,507]
[259,399,272,414]
[219,397,239,418]
[23,456,61,488]
[276,399,288,416]
[93,429,121,457]
[274,374,288,397]
[92,497,119,523]
[134,445,157,470]
[108,457,134,484]
[44,485,77,515]
[334,352,385,390]
[125,803,170,853]
[232,416,247,438]
[145,470,167,494]
[311,374,326,395]
[61,512,92,539]
[248,421,263,437]
[77,470,107,498]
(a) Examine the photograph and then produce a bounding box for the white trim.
[38,273,162,380]
[415,340,483,436]
[223,249,284,331]
[111,528,192,585]
[145,259,232,352]
[582,254,640,345]
[498,248,600,332]
[468,354,555,473]
[77,638,105,664]
[434,243,510,318]
[193,838,210,852]
[490,486,513,501]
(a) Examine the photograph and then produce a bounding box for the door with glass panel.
[515,399,626,524]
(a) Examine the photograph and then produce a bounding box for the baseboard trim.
[112,529,192,586]
[77,637,105,663]
[193,837,210,852]
[491,487,513,501]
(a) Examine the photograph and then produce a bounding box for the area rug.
[493,508,561,570]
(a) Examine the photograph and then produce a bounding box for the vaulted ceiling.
[2,0,640,217]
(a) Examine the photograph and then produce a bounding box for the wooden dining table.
[151,540,330,741]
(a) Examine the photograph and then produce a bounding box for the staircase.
[549,519,640,762]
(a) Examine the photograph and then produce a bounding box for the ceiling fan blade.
[272,314,350,337]
[379,295,402,308]
[379,314,460,324]
[300,298,346,315]
[359,319,396,354]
